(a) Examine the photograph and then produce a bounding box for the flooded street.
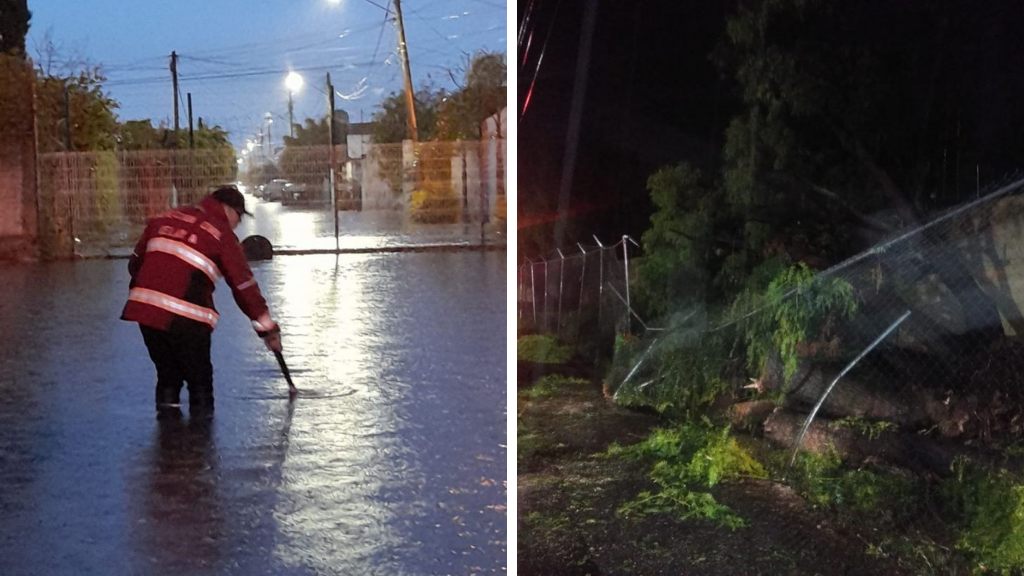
[236,197,505,252]
[0,251,506,575]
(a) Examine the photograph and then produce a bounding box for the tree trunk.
[760,353,935,427]
[763,409,963,476]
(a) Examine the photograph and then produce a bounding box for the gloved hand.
[257,323,283,353]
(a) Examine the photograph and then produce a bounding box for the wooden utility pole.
[170,51,180,144]
[392,0,418,141]
[187,92,194,149]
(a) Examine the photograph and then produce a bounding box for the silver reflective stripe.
[237,278,257,290]
[129,288,219,327]
[147,238,221,282]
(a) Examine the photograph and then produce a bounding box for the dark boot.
[189,391,215,419]
[155,386,182,412]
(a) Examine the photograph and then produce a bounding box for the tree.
[282,114,347,148]
[371,85,444,143]
[34,67,119,153]
[0,0,31,56]
[436,51,507,141]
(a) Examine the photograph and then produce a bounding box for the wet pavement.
[236,195,505,252]
[0,251,507,575]
[74,191,505,258]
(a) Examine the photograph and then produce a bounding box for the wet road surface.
[0,251,506,575]
[236,197,504,252]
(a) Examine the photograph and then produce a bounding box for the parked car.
[262,179,289,202]
[282,182,332,205]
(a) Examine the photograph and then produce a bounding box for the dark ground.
[0,251,506,576]
[516,373,905,576]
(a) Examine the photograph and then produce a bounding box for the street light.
[285,71,304,139]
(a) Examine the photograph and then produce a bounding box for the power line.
[364,1,393,85]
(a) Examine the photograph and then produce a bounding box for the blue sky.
[25,0,507,146]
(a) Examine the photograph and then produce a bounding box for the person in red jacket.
[121,185,282,417]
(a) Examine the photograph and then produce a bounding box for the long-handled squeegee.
[274,350,299,400]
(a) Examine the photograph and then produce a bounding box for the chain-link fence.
[520,172,1024,456]
[37,141,506,257]
[517,236,641,357]
[517,175,1024,569]
[608,173,1024,470]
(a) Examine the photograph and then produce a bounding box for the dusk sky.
[25,0,507,146]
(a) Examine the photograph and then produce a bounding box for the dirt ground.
[516,371,906,576]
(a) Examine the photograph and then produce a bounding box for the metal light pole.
[285,71,304,139]
[264,112,273,158]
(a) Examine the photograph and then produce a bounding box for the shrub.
[517,334,572,364]
[410,188,460,224]
[524,375,590,399]
[610,420,765,529]
[941,457,1024,574]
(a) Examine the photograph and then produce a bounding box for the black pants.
[140,325,214,411]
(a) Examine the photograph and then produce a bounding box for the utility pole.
[170,51,180,147]
[187,92,194,149]
[392,0,418,141]
[63,85,72,151]
[327,72,339,252]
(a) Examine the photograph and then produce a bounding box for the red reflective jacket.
[120,197,269,334]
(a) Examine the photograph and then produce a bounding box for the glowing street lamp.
[285,71,304,93]
[285,71,304,139]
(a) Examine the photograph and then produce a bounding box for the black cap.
[209,185,252,218]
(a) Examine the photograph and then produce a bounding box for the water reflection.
[236,196,501,251]
[135,415,224,573]
[0,253,505,575]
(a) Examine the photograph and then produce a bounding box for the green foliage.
[435,51,506,141]
[635,164,721,318]
[35,66,119,152]
[525,375,590,399]
[610,421,765,529]
[517,334,572,364]
[941,457,1024,574]
[518,418,538,465]
[371,85,444,143]
[618,487,746,531]
[781,449,917,522]
[734,262,857,379]
[828,416,897,441]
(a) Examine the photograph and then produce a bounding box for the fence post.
[622,236,631,332]
[577,242,587,320]
[542,257,550,332]
[594,235,604,326]
[532,258,540,325]
[556,249,566,333]
[518,262,525,321]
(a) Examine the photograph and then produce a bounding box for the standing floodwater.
[0,251,506,576]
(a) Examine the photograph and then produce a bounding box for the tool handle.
[274,350,298,396]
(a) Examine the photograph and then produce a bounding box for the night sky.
[517,0,1024,255]
[25,0,506,146]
